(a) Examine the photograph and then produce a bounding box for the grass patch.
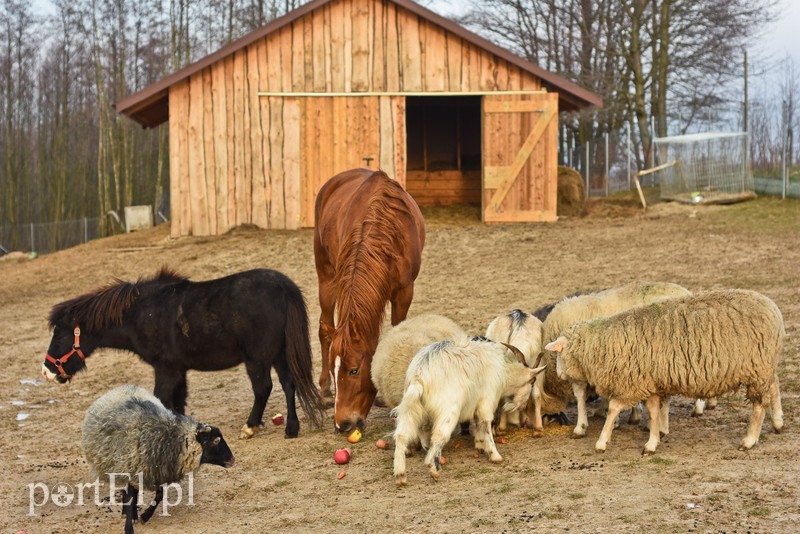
[568,492,587,499]
[748,506,770,517]
[648,457,676,466]
[274,480,290,488]
[707,494,725,502]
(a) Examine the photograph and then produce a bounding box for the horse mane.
[332,172,413,355]
[48,267,188,331]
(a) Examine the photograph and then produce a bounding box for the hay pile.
[557,166,586,217]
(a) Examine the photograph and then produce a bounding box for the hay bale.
[557,166,586,217]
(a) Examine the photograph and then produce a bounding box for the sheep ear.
[545,336,567,353]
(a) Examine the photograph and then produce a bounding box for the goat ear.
[545,336,567,353]
[529,365,546,383]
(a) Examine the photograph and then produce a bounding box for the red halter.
[45,326,86,380]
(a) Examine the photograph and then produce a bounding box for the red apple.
[334,448,351,465]
[375,438,388,449]
[271,413,284,425]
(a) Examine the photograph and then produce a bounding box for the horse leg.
[317,278,336,406]
[276,363,300,438]
[123,484,138,534]
[390,284,414,326]
[241,361,273,439]
[153,368,184,413]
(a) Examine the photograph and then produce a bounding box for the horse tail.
[284,285,326,428]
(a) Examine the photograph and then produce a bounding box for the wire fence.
[0,217,105,256]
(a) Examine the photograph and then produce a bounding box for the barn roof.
[116,0,603,128]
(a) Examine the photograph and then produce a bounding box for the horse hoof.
[239,423,264,439]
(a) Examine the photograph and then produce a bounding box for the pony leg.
[595,399,626,453]
[153,368,184,413]
[172,372,188,415]
[390,284,414,326]
[276,363,300,438]
[240,362,273,439]
[140,486,164,524]
[642,395,661,454]
[122,485,139,534]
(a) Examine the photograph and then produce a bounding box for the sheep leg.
[707,397,718,410]
[595,399,626,453]
[528,385,544,432]
[628,402,643,425]
[642,395,662,454]
[659,396,670,437]
[691,398,706,417]
[769,377,784,433]
[425,414,458,481]
[571,382,589,438]
[140,486,164,524]
[277,366,300,438]
[739,400,767,450]
[240,362,273,439]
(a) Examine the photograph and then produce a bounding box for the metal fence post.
[84,217,88,243]
[585,142,590,199]
[30,223,34,252]
[605,132,609,196]
[627,123,631,191]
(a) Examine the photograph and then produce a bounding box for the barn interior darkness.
[406,96,481,171]
[405,96,482,206]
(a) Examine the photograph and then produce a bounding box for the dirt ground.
[1,195,799,534]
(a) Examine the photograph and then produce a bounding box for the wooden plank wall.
[169,0,546,235]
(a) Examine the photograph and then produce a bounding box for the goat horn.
[500,342,527,366]
[532,351,544,369]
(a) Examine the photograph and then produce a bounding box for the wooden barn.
[116,0,602,236]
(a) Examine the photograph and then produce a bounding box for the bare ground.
[1,195,799,534]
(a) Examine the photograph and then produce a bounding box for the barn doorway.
[405,96,482,206]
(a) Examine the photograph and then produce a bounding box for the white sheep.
[539,281,692,436]
[485,309,543,432]
[371,313,468,408]
[547,289,785,454]
[392,337,545,486]
[82,385,235,532]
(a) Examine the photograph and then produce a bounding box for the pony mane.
[332,173,413,354]
[48,268,188,331]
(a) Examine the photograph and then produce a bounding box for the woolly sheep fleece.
[557,289,784,405]
[539,280,691,411]
[371,313,467,408]
[82,384,204,490]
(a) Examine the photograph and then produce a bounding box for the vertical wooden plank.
[323,3,333,91]
[399,11,421,91]
[329,0,345,91]
[257,40,272,226]
[312,7,326,91]
[232,50,248,226]
[248,44,268,228]
[385,0,400,92]
[211,62,229,234]
[446,32,461,92]
[423,22,446,92]
[343,0,352,92]
[241,50,253,225]
[480,51,498,91]
[303,16,314,91]
[300,98,314,228]
[188,74,209,235]
[394,96,406,187]
[168,81,189,237]
[495,58,509,91]
[202,68,217,234]
[332,97,344,172]
[379,95,395,177]
[468,44,481,92]
[507,65,522,91]
[268,97,286,228]
[292,21,305,92]
[224,56,237,228]
[283,99,301,229]
[351,0,369,91]
[546,93,559,213]
[371,0,384,91]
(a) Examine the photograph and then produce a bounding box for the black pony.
[42,268,325,438]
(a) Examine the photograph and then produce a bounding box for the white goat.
[485,309,543,432]
[392,337,545,486]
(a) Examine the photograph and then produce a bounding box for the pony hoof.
[430,469,441,481]
[239,423,264,439]
[489,454,503,464]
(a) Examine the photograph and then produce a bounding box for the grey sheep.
[82,384,234,534]
[546,289,785,454]
[539,281,692,436]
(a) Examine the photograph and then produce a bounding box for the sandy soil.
[1,196,799,534]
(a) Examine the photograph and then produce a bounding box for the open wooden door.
[482,92,559,222]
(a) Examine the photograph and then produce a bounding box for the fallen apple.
[375,438,387,449]
[271,413,284,425]
[334,448,351,465]
[347,428,362,443]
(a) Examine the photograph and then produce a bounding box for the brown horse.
[314,168,425,434]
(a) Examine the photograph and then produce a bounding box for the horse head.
[42,324,94,383]
[329,327,377,434]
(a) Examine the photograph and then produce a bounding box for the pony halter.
[45,326,86,380]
